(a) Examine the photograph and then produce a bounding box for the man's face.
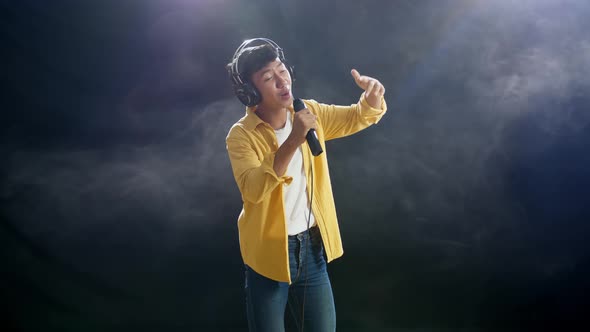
[251,57,292,109]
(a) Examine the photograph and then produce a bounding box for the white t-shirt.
[274,113,316,235]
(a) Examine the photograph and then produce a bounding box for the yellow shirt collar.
[241,105,295,131]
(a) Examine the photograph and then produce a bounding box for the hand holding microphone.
[292,98,323,156]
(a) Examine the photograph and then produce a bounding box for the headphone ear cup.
[235,82,261,107]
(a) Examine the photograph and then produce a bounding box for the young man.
[226,38,387,331]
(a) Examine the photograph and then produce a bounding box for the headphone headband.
[230,38,287,86]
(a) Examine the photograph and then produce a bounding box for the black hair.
[227,44,279,83]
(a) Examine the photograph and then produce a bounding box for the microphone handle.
[293,98,323,156]
[306,129,323,156]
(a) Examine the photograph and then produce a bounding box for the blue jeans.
[244,226,336,331]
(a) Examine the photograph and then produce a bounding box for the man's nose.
[276,75,288,88]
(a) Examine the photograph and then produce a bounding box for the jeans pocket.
[311,235,325,264]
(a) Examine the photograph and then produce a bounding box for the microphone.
[293,98,323,156]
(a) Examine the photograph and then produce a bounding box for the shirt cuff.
[260,151,293,185]
[360,93,387,113]
[359,94,387,124]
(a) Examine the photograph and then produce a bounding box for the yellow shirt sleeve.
[307,94,387,141]
[226,127,293,204]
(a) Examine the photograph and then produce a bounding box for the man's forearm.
[273,138,299,177]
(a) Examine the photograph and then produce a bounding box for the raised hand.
[351,69,385,109]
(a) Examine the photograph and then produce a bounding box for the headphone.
[228,38,295,107]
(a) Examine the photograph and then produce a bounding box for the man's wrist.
[364,92,383,110]
[283,134,302,150]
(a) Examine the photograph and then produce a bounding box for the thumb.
[351,69,361,82]
[351,69,365,89]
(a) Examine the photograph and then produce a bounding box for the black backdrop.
[2,0,590,331]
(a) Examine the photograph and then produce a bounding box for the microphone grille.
[293,98,306,112]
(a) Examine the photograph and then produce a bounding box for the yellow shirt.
[226,94,387,282]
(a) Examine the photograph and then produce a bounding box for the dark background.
[2,0,590,331]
